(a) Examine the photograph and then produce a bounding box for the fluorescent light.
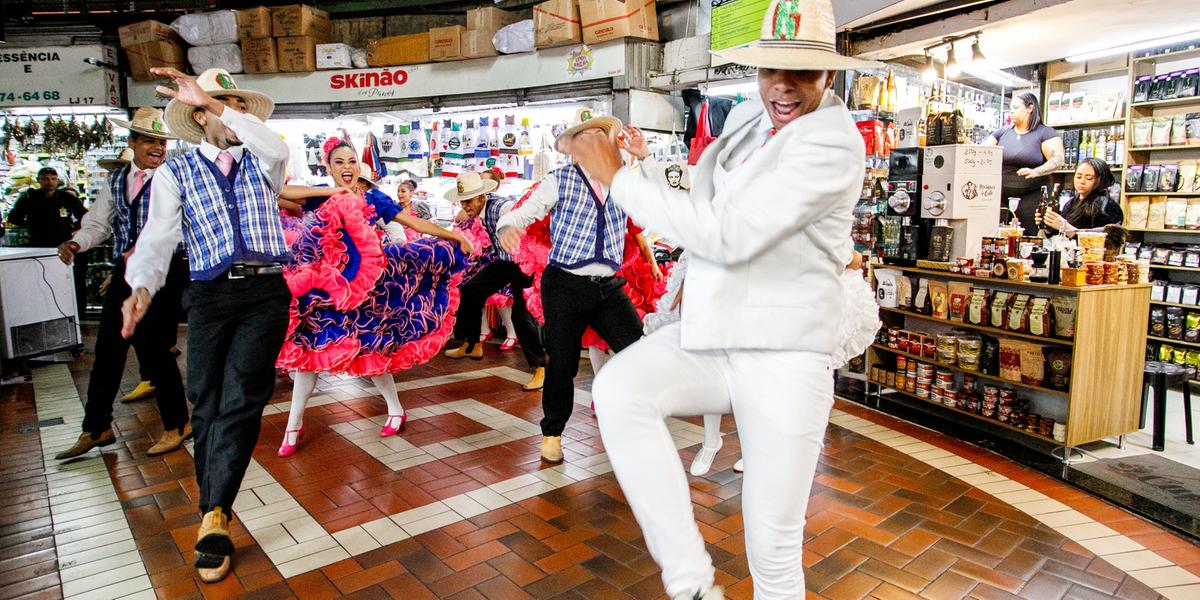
[1066,30,1200,63]
[961,63,1029,88]
[704,79,758,97]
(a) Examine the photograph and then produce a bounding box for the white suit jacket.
[611,91,862,352]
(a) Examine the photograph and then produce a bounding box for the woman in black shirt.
[1041,158,1123,236]
[983,92,1066,236]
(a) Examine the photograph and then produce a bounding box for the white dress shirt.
[71,164,156,252]
[126,107,289,295]
[497,165,615,276]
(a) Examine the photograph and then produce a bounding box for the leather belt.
[225,263,283,279]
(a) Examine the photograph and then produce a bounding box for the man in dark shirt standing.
[6,167,90,313]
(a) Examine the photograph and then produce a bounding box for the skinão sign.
[127,41,627,107]
[0,46,121,107]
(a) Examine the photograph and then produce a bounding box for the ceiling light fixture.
[945,46,962,78]
[922,53,938,83]
[1066,30,1200,63]
[971,34,987,66]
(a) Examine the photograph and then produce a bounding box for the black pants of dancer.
[185,272,289,514]
[81,253,189,434]
[453,260,546,369]
[540,266,642,436]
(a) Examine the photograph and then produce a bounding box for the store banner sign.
[710,0,771,51]
[128,41,626,107]
[0,46,121,108]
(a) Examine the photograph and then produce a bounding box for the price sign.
[0,46,121,108]
[710,0,771,51]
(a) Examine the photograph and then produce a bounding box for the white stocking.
[588,346,610,375]
[480,312,491,341]
[701,414,722,449]
[286,371,318,432]
[371,374,404,417]
[499,305,516,339]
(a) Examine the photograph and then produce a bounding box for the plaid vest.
[165,149,289,280]
[481,194,515,262]
[548,164,625,270]
[108,166,151,255]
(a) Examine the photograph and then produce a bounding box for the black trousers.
[185,273,290,514]
[82,253,189,434]
[453,260,546,369]
[540,266,642,436]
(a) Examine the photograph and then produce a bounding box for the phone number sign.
[0,46,121,108]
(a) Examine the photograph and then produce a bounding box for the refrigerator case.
[0,248,81,359]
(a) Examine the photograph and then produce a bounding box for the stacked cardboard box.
[119,21,187,81]
[367,34,429,67]
[429,25,466,62]
[534,0,582,48]
[237,4,330,73]
[579,0,658,45]
[462,6,518,59]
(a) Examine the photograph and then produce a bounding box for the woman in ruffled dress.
[273,137,473,457]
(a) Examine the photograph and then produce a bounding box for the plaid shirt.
[108,166,150,255]
[548,164,626,271]
[165,149,289,279]
[481,194,515,262]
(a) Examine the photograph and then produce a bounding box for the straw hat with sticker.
[554,107,623,154]
[163,68,275,144]
[97,148,136,172]
[711,0,880,71]
[110,107,176,141]
[443,171,499,202]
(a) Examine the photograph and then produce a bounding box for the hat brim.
[109,118,177,140]
[164,89,275,144]
[710,46,882,71]
[554,116,623,154]
[97,159,130,171]
[443,179,499,202]
[357,175,379,189]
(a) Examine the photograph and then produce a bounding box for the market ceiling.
[846,0,1200,69]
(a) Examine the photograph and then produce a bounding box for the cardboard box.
[125,40,186,81]
[236,6,273,39]
[271,4,331,39]
[534,0,582,48]
[118,21,180,49]
[461,29,499,58]
[316,43,354,70]
[429,25,465,61]
[367,33,430,67]
[579,0,658,45]
[467,6,520,32]
[241,37,279,73]
[276,36,319,72]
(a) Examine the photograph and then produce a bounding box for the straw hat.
[712,0,881,70]
[97,148,135,172]
[443,171,498,202]
[554,107,622,154]
[110,107,176,140]
[164,68,274,144]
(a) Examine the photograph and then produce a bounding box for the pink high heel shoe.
[277,426,304,457]
[479,331,493,343]
[380,413,407,437]
[499,338,517,351]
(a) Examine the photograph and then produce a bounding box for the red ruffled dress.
[510,183,673,351]
[276,192,469,376]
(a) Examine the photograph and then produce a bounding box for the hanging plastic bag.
[688,100,717,166]
[494,20,535,55]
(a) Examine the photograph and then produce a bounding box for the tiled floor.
[3,332,1200,599]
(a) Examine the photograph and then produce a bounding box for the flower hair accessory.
[323,136,353,165]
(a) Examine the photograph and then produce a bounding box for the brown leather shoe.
[54,430,115,460]
[444,342,483,360]
[195,507,234,582]
[120,381,156,403]
[147,423,192,456]
[540,435,563,463]
[523,367,545,391]
[196,554,231,584]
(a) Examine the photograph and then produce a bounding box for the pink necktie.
[589,177,605,205]
[129,170,147,203]
[216,151,234,176]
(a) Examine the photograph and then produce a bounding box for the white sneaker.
[733,458,744,473]
[673,585,725,600]
[689,437,723,477]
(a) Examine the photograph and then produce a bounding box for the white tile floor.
[1077,385,1200,466]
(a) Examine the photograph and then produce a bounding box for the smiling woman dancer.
[273,137,473,457]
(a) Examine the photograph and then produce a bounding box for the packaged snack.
[897,276,913,309]
[1148,196,1168,229]
[1187,350,1200,380]
[999,339,1023,382]
[1183,284,1198,305]
[1173,115,1189,146]
[1161,164,1181,192]
[1167,71,1184,99]
[1180,161,1199,192]
[1181,70,1200,98]
[913,278,930,315]
[929,280,949,319]
[980,335,1001,376]
[1127,196,1150,229]
[1027,297,1054,337]
[1187,114,1200,146]
[1126,164,1145,193]
[1152,281,1166,301]
[1187,198,1200,230]
[1050,296,1078,338]
[1151,245,1171,264]
[1187,249,1200,268]
[1186,312,1200,343]
[1168,282,1185,303]
[990,291,1012,328]
[1019,342,1047,386]
[1175,346,1188,366]
[1151,74,1169,100]
[1160,343,1175,362]
[875,269,899,308]
[1150,305,1167,337]
[1142,165,1162,192]
[1133,117,1154,148]
[1153,116,1174,147]
[1044,348,1072,391]
[1007,294,1031,332]
[1166,197,1187,229]
[948,282,971,322]
[1167,306,1185,340]
[1133,76,1153,103]
[966,288,989,326]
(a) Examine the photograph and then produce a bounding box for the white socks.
[286,371,318,431]
[371,374,404,417]
[499,305,515,340]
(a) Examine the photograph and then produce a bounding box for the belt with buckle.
[225,263,283,279]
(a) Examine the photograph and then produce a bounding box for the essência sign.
[0,46,121,108]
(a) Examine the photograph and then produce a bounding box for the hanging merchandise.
[475,117,492,172]
[408,120,428,161]
[379,123,404,162]
[361,131,381,179]
[463,119,478,172]
[688,100,717,166]
[429,120,442,177]
[489,116,501,160]
[659,130,690,190]
[500,115,520,177]
[443,121,465,178]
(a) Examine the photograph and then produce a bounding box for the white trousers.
[593,322,833,600]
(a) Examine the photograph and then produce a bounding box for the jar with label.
[957,335,982,371]
[936,333,958,365]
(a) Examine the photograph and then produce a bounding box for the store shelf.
[1048,118,1127,128]
[871,344,1069,397]
[1149,264,1200,272]
[1125,191,1200,197]
[878,307,1074,347]
[1128,144,1200,153]
[874,264,1140,294]
[1132,96,1200,110]
[1150,300,1200,309]
[1134,47,1200,64]
[1129,228,1200,234]
[869,378,1060,444]
[1055,166,1125,174]
[1148,335,1200,349]
[1047,67,1130,83]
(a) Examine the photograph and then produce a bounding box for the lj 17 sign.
[0,46,121,108]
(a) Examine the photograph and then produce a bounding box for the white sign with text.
[0,45,121,108]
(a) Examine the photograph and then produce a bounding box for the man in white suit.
[571,1,879,598]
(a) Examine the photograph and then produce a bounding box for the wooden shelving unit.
[869,266,1150,454]
[1048,117,1127,129]
[1148,335,1200,348]
[867,378,1061,444]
